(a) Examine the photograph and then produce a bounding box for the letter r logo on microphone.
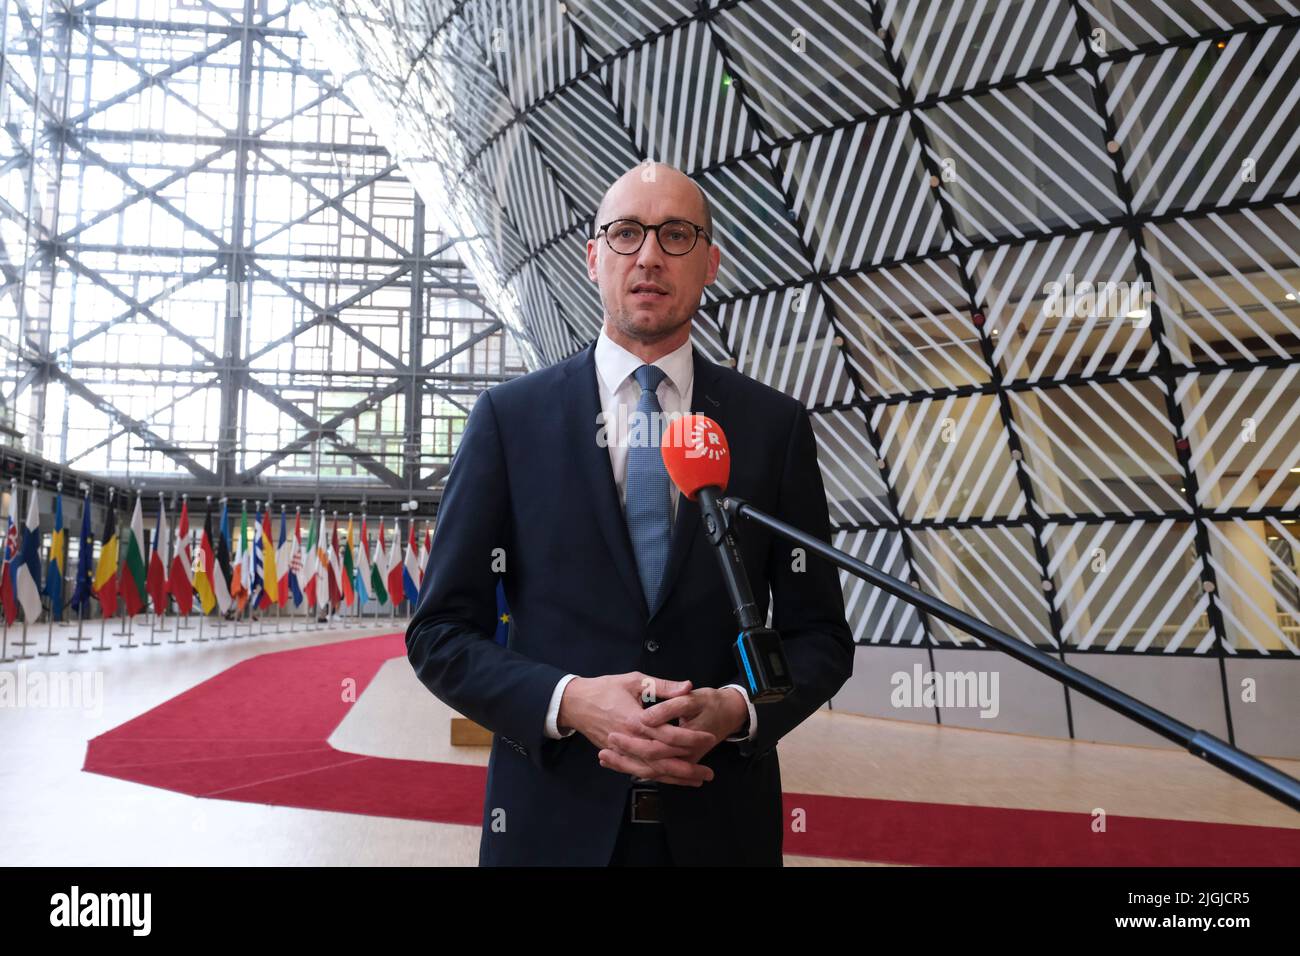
[662,415,731,501]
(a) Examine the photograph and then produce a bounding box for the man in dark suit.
[406,162,854,866]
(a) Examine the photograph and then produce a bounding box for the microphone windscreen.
[661,414,730,500]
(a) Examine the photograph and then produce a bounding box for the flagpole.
[142,491,164,648]
[41,481,60,657]
[255,497,265,636]
[288,505,298,636]
[238,498,249,640]
[93,488,113,652]
[111,491,130,638]
[70,487,88,655]
[122,597,137,648]
[252,498,263,640]
[321,505,329,630]
[14,479,38,660]
[73,596,87,655]
[273,503,284,635]
[332,509,339,629]
[169,493,185,643]
[255,498,266,640]
[233,497,247,640]
[232,496,244,639]
[1,485,9,661]
[214,497,228,641]
[194,495,211,643]
[350,511,359,630]
[314,505,325,630]
[175,493,191,636]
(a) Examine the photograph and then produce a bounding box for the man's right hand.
[558,673,717,787]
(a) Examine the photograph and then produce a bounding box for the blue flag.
[69,494,93,615]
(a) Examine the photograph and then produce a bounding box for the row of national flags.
[0,484,431,624]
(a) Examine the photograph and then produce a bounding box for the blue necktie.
[626,364,672,612]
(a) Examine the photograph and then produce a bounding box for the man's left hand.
[600,687,747,781]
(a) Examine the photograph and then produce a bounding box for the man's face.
[586,171,721,346]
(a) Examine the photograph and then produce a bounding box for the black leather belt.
[629,785,663,823]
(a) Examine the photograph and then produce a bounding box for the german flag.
[193,511,217,614]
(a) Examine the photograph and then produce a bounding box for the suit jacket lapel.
[648,347,725,621]
[563,341,649,619]
[565,339,727,622]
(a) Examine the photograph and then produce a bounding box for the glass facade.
[0,0,525,497]
[304,0,1300,664]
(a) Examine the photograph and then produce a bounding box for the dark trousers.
[608,815,674,866]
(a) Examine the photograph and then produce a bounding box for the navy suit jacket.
[406,338,854,865]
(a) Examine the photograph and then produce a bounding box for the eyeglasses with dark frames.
[596,219,712,256]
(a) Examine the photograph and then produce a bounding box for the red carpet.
[83,633,1300,865]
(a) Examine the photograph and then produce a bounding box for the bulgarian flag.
[121,494,149,616]
[369,517,389,605]
[193,510,217,615]
[146,496,170,615]
[92,496,119,617]
[169,497,193,615]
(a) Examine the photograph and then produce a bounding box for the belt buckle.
[630,786,662,824]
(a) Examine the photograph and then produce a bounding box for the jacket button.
[645,639,659,652]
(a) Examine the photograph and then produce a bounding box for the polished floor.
[1,619,1296,866]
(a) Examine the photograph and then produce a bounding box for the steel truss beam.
[1,0,507,498]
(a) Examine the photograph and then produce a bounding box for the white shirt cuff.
[721,684,756,742]
[545,673,579,739]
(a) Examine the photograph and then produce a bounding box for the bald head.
[593,162,713,239]
[585,160,722,361]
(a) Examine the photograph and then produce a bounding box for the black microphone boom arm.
[696,486,794,703]
[720,495,1300,814]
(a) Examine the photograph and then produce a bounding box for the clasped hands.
[557,673,748,786]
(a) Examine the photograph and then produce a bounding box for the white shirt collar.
[595,325,694,399]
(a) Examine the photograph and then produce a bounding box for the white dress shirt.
[542,326,757,745]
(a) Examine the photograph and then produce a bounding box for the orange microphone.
[661,414,730,500]
[661,415,793,703]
